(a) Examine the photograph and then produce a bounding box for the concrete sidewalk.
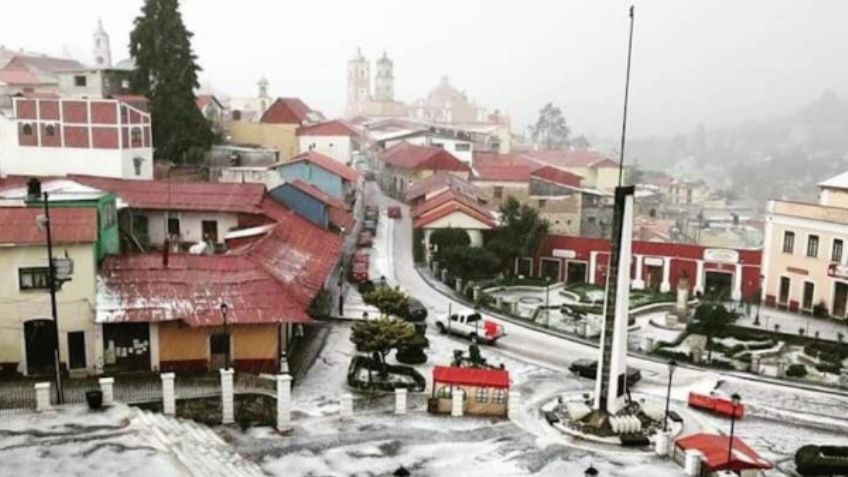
[735,306,848,342]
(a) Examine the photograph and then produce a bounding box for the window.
[432,142,444,149]
[475,387,489,403]
[210,333,230,355]
[168,217,181,237]
[68,332,86,369]
[202,220,219,243]
[131,127,142,147]
[492,388,506,404]
[21,123,33,136]
[101,202,117,228]
[807,235,819,258]
[455,143,471,152]
[538,199,546,209]
[436,386,450,399]
[133,157,144,176]
[803,282,815,310]
[74,75,87,87]
[783,231,795,254]
[45,124,56,137]
[779,276,791,304]
[833,239,843,263]
[121,79,130,89]
[493,186,503,199]
[19,267,50,290]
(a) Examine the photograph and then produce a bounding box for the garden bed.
[346,356,426,392]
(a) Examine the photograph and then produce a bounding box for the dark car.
[404,298,428,322]
[357,231,373,247]
[568,359,642,386]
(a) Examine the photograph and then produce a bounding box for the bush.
[396,346,428,364]
[430,227,471,252]
[654,348,691,363]
[412,228,425,263]
[438,245,501,281]
[813,301,829,318]
[815,362,843,374]
[787,363,808,378]
[346,356,426,392]
[795,445,848,476]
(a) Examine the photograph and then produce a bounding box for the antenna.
[617,5,636,187]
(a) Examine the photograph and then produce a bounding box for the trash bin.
[86,390,103,410]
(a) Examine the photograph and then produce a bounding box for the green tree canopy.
[362,286,409,318]
[350,318,416,377]
[487,197,549,274]
[439,245,501,280]
[129,0,213,162]
[693,302,733,361]
[530,102,571,150]
[429,227,471,252]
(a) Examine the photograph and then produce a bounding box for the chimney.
[26,178,42,201]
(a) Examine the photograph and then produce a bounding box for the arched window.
[131,127,142,146]
[21,123,33,136]
[45,124,56,137]
[133,157,144,176]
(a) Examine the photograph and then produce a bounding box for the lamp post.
[727,393,741,464]
[663,360,677,432]
[544,276,551,328]
[753,275,763,326]
[220,303,230,370]
[37,189,65,405]
[584,465,599,477]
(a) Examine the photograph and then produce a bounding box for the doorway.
[210,333,230,370]
[833,282,848,318]
[705,271,734,300]
[540,259,561,282]
[67,331,86,370]
[24,319,57,375]
[779,276,791,306]
[202,220,219,243]
[645,265,663,292]
[566,261,587,285]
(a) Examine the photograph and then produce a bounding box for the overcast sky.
[2,0,847,138]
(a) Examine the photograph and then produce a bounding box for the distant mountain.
[627,91,848,204]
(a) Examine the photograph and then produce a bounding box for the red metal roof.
[405,172,484,203]
[286,151,359,183]
[297,119,358,137]
[195,94,222,111]
[433,365,510,389]
[0,68,42,85]
[523,150,619,169]
[380,142,470,172]
[97,254,310,327]
[531,165,583,188]
[0,207,97,245]
[70,175,266,213]
[675,433,771,472]
[260,97,316,124]
[285,180,355,231]
[412,190,497,229]
[472,151,540,182]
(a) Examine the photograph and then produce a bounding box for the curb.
[414,267,848,398]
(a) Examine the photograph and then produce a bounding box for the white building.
[297,119,360,165]
[381,129,474,164]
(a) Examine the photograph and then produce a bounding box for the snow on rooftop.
[818,170,848,190]
[0,179,106,206]
[224,223,275,240]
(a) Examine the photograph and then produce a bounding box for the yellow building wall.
[157,321,278,364]
[595,166,621,192]
[432,383,508,417]
[228,122,299,161]
[0,243,99,375]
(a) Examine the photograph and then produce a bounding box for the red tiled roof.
[433,365,510,389]
[195,94,221,111]
[412,190,496,229]
[70,175,266,213]
[531,165,583,188]
[285,151,359,183]
[0,68,42,85]
[523,150,619,169]
[260,97,315,124]
[97,254,310,327]
[380,142,470,172]
[676,434,771,472]
[4,55,85,74]
[297,119,358,137]
[111,94,149,104]
[472,151,539,182]
[247,197,344,309]
[405,172,483,203]
[0,207,97,245]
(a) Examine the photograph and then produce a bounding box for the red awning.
[676,433,772,472]
[433,365,509,389]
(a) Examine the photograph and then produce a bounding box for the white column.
[99,377,114,406]
[839,368,848,389]
[160,372,175,416]
[35,382,52,411]
[694,260,705,295]
[340,393,353,420]
[508,390,521,420]
[684,449,703,476]
[93,324,105,374]
[451,388,464,417]
[220,368,234,425]
[276,374,293,432]
[632,254,645,289]
[750,356,761,374]
[455,277,463,293]
[589,251,598,285]
[394,387,407,415]
[149,323,160,372]
[731,263,743,301]
[655,431,671,456]
[660,257,671,293]
[642,336,655,352]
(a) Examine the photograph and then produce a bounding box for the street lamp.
[663,360,677,432]
[220,303,230,370]
[753,275,763,326]
[362,311,369,321]
[544,275,551,328]
[584,465,599,477]
[727,393,741,464]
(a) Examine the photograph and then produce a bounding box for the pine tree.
[129,0,212,162]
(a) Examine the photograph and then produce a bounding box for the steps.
[133,409,266,477]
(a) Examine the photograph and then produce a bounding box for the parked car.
[434,311,505,344]
[350,262,369,283]
[357,231,373,247]
[352,249,370,264]
[404,298,428,322]
[568,359,642,387]
[387,206,402,219]
[363,218,377,232]
[687,392,744,418]
[365,205,379,221]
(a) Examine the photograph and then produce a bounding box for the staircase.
[133,409,266,477]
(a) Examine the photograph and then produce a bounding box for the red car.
[350,262,369,283]
[357,231,373,247]
[687,392,744,418]
[387,206,402,219]
[352,249,370,264]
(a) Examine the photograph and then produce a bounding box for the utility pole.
[43,191,64,405]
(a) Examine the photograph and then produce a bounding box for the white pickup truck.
[434,311,505,344]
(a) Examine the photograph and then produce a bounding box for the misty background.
[2,0,847,201]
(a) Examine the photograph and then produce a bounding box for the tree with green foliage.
[429,227,470,253]
[571,134,591,150]
[350,318,416,378]
[129,0,213,163]
[362,286,409,318]
[530,102,571,150]
[438,245,501,280]
[693,302,733,361]
[487,197,549,275]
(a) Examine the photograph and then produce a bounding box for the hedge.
[787,363,808,378]
[795,445,848,476]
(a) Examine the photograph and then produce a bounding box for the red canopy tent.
[432,366,509,389]
[676,433,772,473]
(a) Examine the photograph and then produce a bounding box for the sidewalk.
[735,306,848,342]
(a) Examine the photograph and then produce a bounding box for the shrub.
[654,348,691,362]
[815,362,843,374]
[786,363,808,378]
[430,227,471,251]
[412,228,425,263]
[813,301,829,318]
[795,445,848,476]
